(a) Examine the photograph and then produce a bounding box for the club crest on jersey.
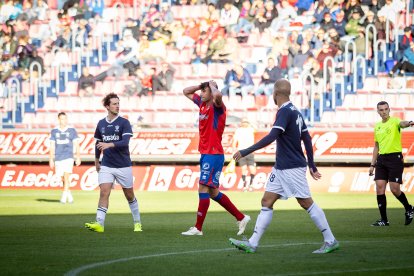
[101,127,105,134]
[115,125,120,132]
[203,163,210,170]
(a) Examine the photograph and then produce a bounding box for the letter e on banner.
[148,167,175,191]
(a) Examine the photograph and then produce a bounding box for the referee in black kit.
[369,101,414,226]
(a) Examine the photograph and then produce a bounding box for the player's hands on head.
[233,151,242,161]
[309,167,321,180]
[209,80,217,89]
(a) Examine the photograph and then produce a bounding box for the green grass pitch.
[1,190,414,275]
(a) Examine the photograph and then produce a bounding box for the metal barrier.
[344,40,356,76]
[6,77,22,125]
[353,55,366,92]
[365,24,377,58]
[301,72,319,124]
[373,39,387,75]
[29,61,44,110]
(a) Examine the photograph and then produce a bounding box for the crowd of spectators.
[0,0,412,105]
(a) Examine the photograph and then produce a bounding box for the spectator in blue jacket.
[389,42,414,76]
[222,63,254,98]
[295,0,314,15]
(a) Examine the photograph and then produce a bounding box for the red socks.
[195,193,210,231]
[213,192,244,221]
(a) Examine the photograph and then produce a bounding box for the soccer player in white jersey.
[85,93,142,233]
[229,79,339,254]
[49,112,81,204]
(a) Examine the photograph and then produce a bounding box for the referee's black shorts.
[374,152,404,184]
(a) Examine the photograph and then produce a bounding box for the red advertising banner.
[1,165,414,194]
[0,130,413,162]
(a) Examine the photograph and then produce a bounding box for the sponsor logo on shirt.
[102,134,120,142]
[199,114,209,121]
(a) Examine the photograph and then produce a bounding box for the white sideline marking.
[65,240,410,276]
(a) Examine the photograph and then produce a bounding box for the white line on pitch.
[64,240,410,276]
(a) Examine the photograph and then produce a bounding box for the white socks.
[60,191,67,203]
[60,191,73,203]
[307,203,335,243]
[129,198,141,223]
[96,206,108,226]
[249,207,273,248]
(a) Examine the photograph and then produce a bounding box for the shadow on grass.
[0,209,414,275]
[36,199,61,203]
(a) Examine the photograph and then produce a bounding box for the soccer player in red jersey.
[181,80,250,236]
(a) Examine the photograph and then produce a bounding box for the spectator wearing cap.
[362,10,376,27]
[333,10,346,37]
[345,10,364,37]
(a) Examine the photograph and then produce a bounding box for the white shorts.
[98,166,134,189]
[265,167,311,200]
[55,159,74,177]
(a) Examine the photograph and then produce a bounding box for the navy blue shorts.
[199,154,224,188]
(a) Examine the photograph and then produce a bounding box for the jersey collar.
[280,101,292,108]
[106,115,119,124]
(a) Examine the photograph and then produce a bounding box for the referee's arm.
[400,120,414,128]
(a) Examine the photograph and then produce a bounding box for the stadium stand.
[0,0,413,129]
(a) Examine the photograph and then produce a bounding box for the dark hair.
[200,81,209,90]
[102,92,119,107]
[58,112,66,118]
[377,101,389,107]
